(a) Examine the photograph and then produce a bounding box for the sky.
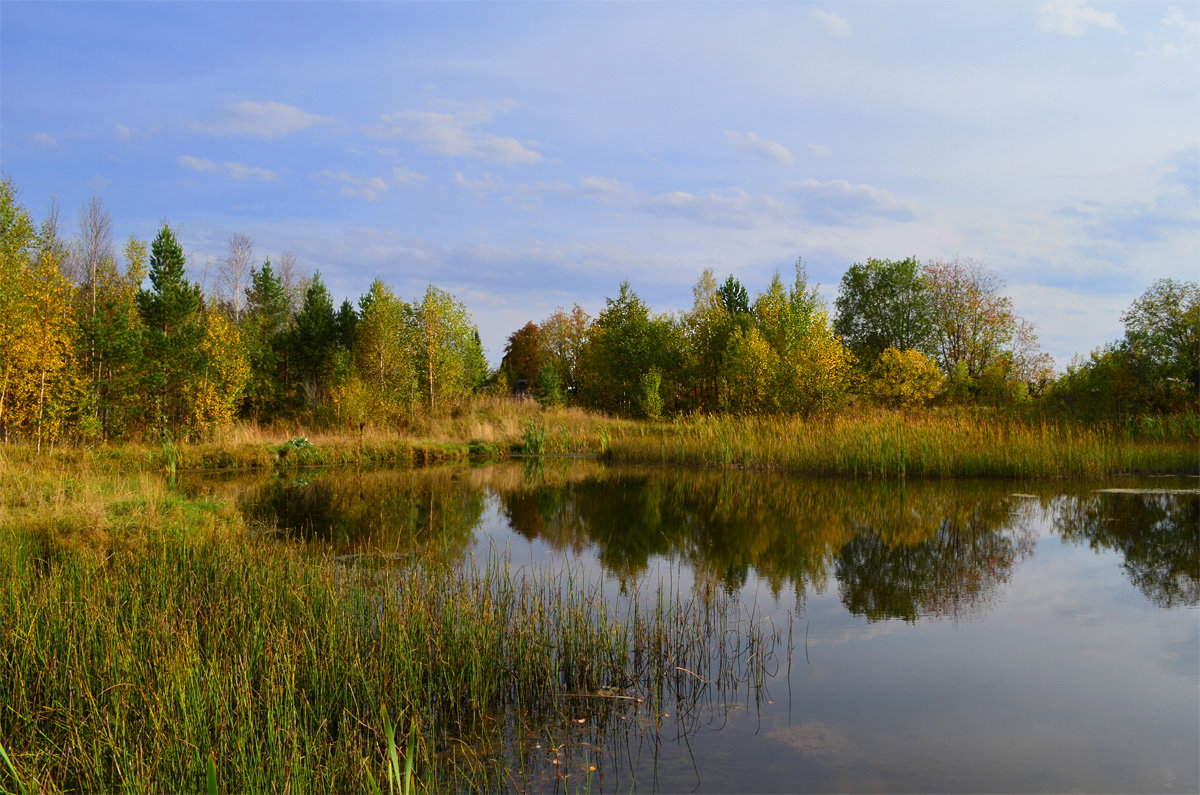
[2,1,1197,368]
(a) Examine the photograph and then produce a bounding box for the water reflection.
[205,462,1197,620]
[1055,490,1200,608]
[178,463,1199,792]
[240,468,486,564]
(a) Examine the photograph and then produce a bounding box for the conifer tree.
[137,224,204,436]
[242,258,290,416]
[288,272,338,407]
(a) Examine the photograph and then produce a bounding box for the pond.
[185,461,1199,793]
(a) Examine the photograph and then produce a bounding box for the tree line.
[499,258,1197,420]
[0,180,485,447]
[2,177,1196,447]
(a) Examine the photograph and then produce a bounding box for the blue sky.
[3,1,1197,367]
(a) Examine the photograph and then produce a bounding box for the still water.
[189,461,1199,793]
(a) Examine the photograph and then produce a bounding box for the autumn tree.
[217,232,254,322]
[0,179,39,441]
[137,224,206,436]
[0,189,79,450]
[346,278,417,422]
[924,257,1052,401]
[871,348,944,409]
[500,322,545,390]
[189,308,250,436]
[540,304,591,394]
[744,263,854,415]
[834,257,936,369]
[412,285,487,410]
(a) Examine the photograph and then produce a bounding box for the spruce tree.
[137,225,204,436]
[242,258,290,416]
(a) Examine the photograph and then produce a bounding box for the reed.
[0,459,779,793]
[604,410,1198,478]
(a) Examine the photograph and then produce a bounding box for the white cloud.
[648,188,763,230]
[811,8,852,38]
[178,155,219,173]
[1162,6,1200,35]
[725,131,797,167]
[787,179,916,224]
[178,155,279,181]
[576,175,633,202]
[320,170,391,201]
[188,101,331,138]
[30,132,57,147]
[1036,1,1122,36]
[808,143,834,158]
[113,123,132,141]
[453,171,504,196]
[370,108,541,166]
[391,165,428,185]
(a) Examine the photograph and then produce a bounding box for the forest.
[2,177,1197,450]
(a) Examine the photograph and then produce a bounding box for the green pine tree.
[137,225,204,436]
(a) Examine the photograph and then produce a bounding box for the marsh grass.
[6,398,1189,478]
[0,396,637,473]
[0,458,780,793]
[605,410,1198,478]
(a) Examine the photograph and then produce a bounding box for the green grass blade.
[382,706,401,795]
[0,740,27,795]
[403,721,416,795]
[206,752,217,795]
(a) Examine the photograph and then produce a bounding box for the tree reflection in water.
[226,463,1195,618]
[1055,490,1199,608]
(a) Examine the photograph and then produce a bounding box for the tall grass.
[605,410,1199,478]
[2,400,1193,477]
[0,458,780,792]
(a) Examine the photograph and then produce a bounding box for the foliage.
[577,282,680,415]
[242,258,291,416]
[834,256,936,368]
[539,304,591,394]
[1120,278,1199,412]
[871,347,944,409]
[535,363,566,407]
[137,225,206,436]
[188,310,250,436]
[639,368,664,421]
[500,321,544,388]
[1050,279,1199,419]
[348,279,417,423]
[288,272,339,408]
[412,285,487,410]
[924,257,1052,401]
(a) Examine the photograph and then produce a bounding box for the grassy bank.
[0,397,638,473]
[2,399,1195,478]
[603,411,1199,478]
[0,458,777,793]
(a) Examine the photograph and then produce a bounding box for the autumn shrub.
[871,348,943,409]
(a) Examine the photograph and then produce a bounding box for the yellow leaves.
[871,347,944,409]
[723,326,777,414]
[188,311,250,436]
[0,248,79,446]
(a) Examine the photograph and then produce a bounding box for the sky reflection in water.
[202,462,1198,793]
